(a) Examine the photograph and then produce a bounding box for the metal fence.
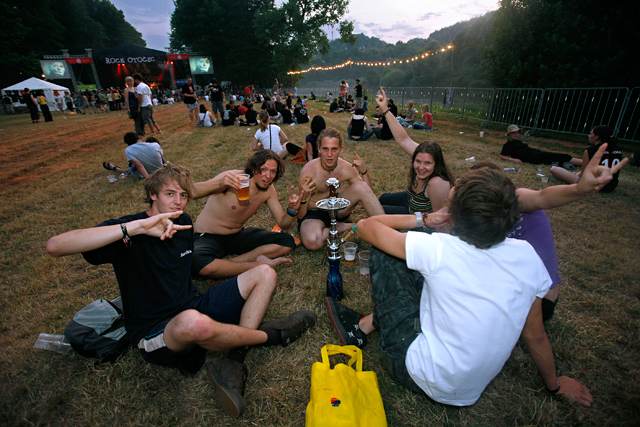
[296,85,640,142]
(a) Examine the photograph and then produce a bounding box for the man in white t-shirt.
[102,132,165,179]
[133,73,163,136]
[326,167,593,408]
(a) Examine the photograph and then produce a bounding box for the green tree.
[170,0,355,85]
[484,0,639,88]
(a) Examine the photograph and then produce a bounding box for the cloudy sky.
[110,0,499,51]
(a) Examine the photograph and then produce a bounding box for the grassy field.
[0,100,639,426]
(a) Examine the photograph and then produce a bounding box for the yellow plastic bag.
[306,344,387,427]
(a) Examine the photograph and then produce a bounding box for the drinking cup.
[359,250,370,275]
[343,242,357,265]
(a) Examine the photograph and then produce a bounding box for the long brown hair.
[258,111,269,132]
[408,141,454,189]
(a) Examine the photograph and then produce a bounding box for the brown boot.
[205,358,248,418]
[258,310,317,347]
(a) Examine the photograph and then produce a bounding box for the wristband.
[286,207,298,217]
[360,169,368,175]
[548,379,561,394]
[300,199,307,204]
[121,223,132,247]
[415,212,422,230]
[383,108,391,116]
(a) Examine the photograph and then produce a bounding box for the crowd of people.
[43,79,631,419]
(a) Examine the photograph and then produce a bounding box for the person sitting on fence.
[412,104,435,130]
[550,125,623,192]
[500,125,582,167]
[347,108,374,141]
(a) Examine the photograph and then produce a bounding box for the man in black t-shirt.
[372,106,393,140]
[293,103,309,124]
[500,124,582,166]
[46,163,316,418]
[181,77,199,126]
[206,79,225,124]
[354,79,363,108]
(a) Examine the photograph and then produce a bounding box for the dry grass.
[0,101,639,426]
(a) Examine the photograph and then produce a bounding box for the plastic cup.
[359,250,370,275]
[343,242,357,265]
[541,176,549,183]
[237,174,250,205]
[479,131,484,137]
[107,175,117,183]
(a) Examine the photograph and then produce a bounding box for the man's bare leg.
[199,244,294,280]
[300,219,329,250]
[340,181,385,217]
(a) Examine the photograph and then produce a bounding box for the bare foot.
[256,255,294,268]
[336,222,355,233]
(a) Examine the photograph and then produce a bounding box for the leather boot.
[206,358,248,418]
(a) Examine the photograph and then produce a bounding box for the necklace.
[321,160,338,174]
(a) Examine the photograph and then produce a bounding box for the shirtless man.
[192,150,311,279]
[297,127,385,250]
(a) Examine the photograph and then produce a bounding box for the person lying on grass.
[327,146,626,407]
[46,163,317,419]
[500,124,582,167]
[190,150,314,280]
[296,127,384,250]
[102,132,164,179]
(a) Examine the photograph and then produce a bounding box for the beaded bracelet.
[121,223,132,247]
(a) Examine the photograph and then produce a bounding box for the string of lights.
[287,44,453,75]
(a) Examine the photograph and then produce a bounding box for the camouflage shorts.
[369,247,424,394]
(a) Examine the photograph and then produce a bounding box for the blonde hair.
[422,104,430,113]
[125,76,133,87]
[407,100,414,109]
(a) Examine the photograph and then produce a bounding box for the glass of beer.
[237,174,250,206]
[343,242,357,265]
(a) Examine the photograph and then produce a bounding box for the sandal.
[102,162,117,171]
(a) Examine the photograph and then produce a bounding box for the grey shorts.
[140,106,155,124]
[211,100,224,114]
[187,102,199,111]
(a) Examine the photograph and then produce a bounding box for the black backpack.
[64,297,130,364]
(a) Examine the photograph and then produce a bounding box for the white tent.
[2,77,71,111]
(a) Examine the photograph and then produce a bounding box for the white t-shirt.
[404,232,551,406]
[254,125,283,152]
[125,142,164,178]
[199,112,213,127]
[136,82,152,107]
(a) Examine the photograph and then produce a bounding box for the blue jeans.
[412,122,432,130]
[348,128,374,141]
[379,191,409,214]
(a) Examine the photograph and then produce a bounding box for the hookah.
[315,177,350,300]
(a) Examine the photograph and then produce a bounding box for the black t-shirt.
[294,107,309,123]
[378,116,393,140]
[222,109,237,126]
[330,102,340,112]
[281,109,293,124]
[82,212,197,344]
[306,134,319,159]
[245,109,258,124]
[181,83,196,104]
[208,84,223,102]
[389,103,398,116]
[355,84,363,98]
[586,143,623,192]
[350,117,366,137]
[500,139,540,162]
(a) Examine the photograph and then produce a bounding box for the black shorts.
[137,277,245,374]
[297,209,350,230]
[191,227,296,275]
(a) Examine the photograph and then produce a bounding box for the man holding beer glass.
[191,150,315,279]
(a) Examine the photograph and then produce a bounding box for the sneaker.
[562,162,576,171]
[206,359,247,418]
[326,297,367,348]
[258,310,317,347]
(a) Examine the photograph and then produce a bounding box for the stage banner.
[167,54,189,61]
[66,57,93,64]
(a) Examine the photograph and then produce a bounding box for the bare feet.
[256,255,294,268]
[336,222,355,233]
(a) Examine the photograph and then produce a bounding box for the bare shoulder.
[300,159,319,177]
[427,176,451,190]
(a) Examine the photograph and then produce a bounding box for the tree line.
[1,0,145,88]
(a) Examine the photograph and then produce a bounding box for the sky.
[110,0,499,51]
